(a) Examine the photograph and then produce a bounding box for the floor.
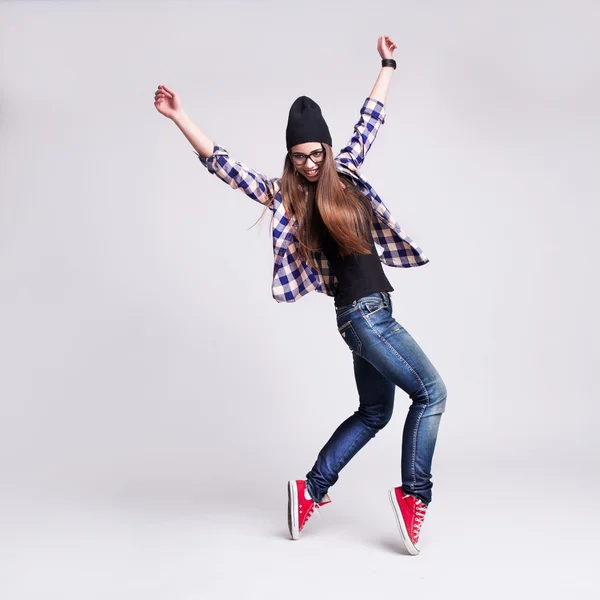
[2,463,598,599]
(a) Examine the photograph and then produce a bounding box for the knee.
[358,403,393,431]
[428,377,447,416]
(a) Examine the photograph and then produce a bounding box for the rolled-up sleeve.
[335,97,386,172]
[196,143,275,209]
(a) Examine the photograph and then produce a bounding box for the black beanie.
[286,96,332,151]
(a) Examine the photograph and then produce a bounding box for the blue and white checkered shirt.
[196,96,429,303]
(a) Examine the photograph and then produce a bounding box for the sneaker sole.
[288,480,300,540]
[388,488,420,555]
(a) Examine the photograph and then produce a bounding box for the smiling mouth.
[306,169,319,176]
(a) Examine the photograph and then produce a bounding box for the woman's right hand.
[154,84,184,120]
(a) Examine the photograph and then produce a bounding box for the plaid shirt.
[196,96,429,303]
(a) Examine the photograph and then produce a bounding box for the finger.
[161,85,176,97]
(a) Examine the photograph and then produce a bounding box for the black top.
[313,201,394,308]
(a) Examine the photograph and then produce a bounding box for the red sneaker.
[388,487,428,555]
[287,480,331,540]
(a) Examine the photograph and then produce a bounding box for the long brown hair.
[249,143,374,270]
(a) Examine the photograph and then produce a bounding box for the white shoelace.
[303,487,325,517]
[307,498,324,519]
[413,500,427,535]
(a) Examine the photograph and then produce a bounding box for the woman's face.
[289,142,325,182]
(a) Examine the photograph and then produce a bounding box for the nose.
[305,156,318,168]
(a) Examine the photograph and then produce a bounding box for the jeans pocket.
[359,296,386,317]
[338,320,362,355]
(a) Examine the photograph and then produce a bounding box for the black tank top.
[313,197,394,308]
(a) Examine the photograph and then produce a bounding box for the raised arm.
[193,143,277,209]
[173,111,215,159]
[335,96,387,172]
[369,35,397,105]
[335,35,398,171]
[154,85,275,209]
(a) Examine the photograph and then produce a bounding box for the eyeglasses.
[289,148,325,166]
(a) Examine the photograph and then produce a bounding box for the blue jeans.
[305,291,447,506]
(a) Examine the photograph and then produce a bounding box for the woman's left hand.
[377,35,397,60]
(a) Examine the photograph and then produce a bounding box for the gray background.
[1,0,598,598]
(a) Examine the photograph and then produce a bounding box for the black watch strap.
[381,58,397,69]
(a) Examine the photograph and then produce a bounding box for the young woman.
[154,35,447,555]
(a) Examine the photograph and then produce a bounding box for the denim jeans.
[305,291,447,506]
